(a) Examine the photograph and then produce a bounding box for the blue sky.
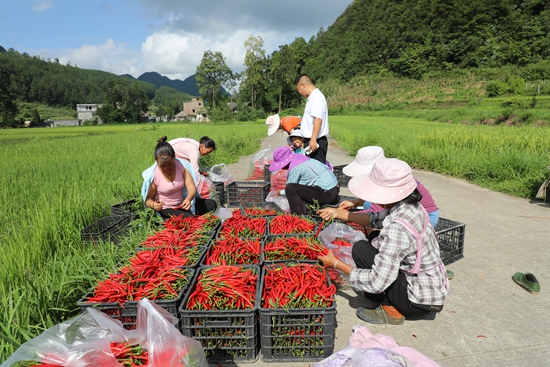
[0,0,352,80]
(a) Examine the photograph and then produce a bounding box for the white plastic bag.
[247,146,273,180]
[208,163,234,186]
[319,223,366,288]
[1,299,207,367]
[266,190,290,213]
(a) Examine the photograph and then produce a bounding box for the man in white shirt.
[294,74,329,164]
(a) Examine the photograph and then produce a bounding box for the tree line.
[2,0,550,126]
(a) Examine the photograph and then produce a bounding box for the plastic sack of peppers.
[318,222,366,289]
[2,298,207,367]
[195,174,220,204]
[246,147,273,181]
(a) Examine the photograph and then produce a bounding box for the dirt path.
[222,133,550,367]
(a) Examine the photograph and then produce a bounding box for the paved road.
[220,132,550,367]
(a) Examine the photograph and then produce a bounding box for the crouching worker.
[270,146,339,215]
[141,136,217,219]
[317,158,448,324]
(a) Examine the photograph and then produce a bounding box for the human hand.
[318,207,338,221]
[152,200,163,211]
[180,198,192,211]
[318,249,338,268]
[308,139,318,153]
[339,200,354,210]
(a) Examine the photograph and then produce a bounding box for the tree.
[97,78,149,123]
[0,64,19,127]
[243,35,266,109]
[270,45,297,113]
[195,50,233,109]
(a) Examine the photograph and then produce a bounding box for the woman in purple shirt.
[339,146,439,227]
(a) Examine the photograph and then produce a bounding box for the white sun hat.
[342,146,385,177]
[266,114,281,136]
[286,129,303,145]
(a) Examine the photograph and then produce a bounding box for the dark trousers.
[352,240,433,319]
[159,198,217,219]
[285,183,339,215]
[303,136,328,164]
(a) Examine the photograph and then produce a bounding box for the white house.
[77,104,103,124]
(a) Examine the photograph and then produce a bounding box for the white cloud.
[32,2,54,11]
[30,0,352,81]
[49,39,141,76]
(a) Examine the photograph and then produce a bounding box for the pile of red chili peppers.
[218,211,267,238]
[163,213,220,234]
[263,236,328,261]
[205,237,262,265]
[140,228,210,248]
[185,266,257,310]
[110,341,149,366]
[262,263,336,309]
[269,214,316,234]
[86,247,194,304]
[242,206,280,217]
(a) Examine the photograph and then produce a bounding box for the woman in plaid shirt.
[318,158,449,325]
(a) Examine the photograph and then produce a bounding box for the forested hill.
[0,48,193,111]
[122,72,200,96]
[305,0,550,81]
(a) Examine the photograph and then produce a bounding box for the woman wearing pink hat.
[317,158,448,325]
[270,146,339,214]
[340,146,440,228]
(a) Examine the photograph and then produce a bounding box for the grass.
[0,121,265,361]
[329,116,550,198]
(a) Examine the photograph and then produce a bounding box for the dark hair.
[294,74,313,86]
[403,188,422,204]
[199,136,216,150]
[154,136,175,165]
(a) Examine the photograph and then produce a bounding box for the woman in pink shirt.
[169,136,216,176]
[145,136,197,219]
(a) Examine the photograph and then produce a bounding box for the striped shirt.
[350,201,448,306]
[287,159,338,191]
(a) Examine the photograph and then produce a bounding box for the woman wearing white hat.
[339,146,440,228]
[317,158,448,325]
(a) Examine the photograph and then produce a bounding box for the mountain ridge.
[122,71,200,96]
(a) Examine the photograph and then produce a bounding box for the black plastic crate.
[435,218,466,265]
[226,181,271,206]
[259,264,336,362]
[110,198,141,221]
[80,215,130,245]
[240,202,284,217]
[212,181,226,206]
[179,265,261,363]
[332,165,350,188]
[120,268,194,330]
[77,292,122,322]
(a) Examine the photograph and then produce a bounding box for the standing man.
[168,136,216,176]
[294,74,329,164]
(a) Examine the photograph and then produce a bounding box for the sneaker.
[356,305,405,325]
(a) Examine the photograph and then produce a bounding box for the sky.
[0,0,352,81]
